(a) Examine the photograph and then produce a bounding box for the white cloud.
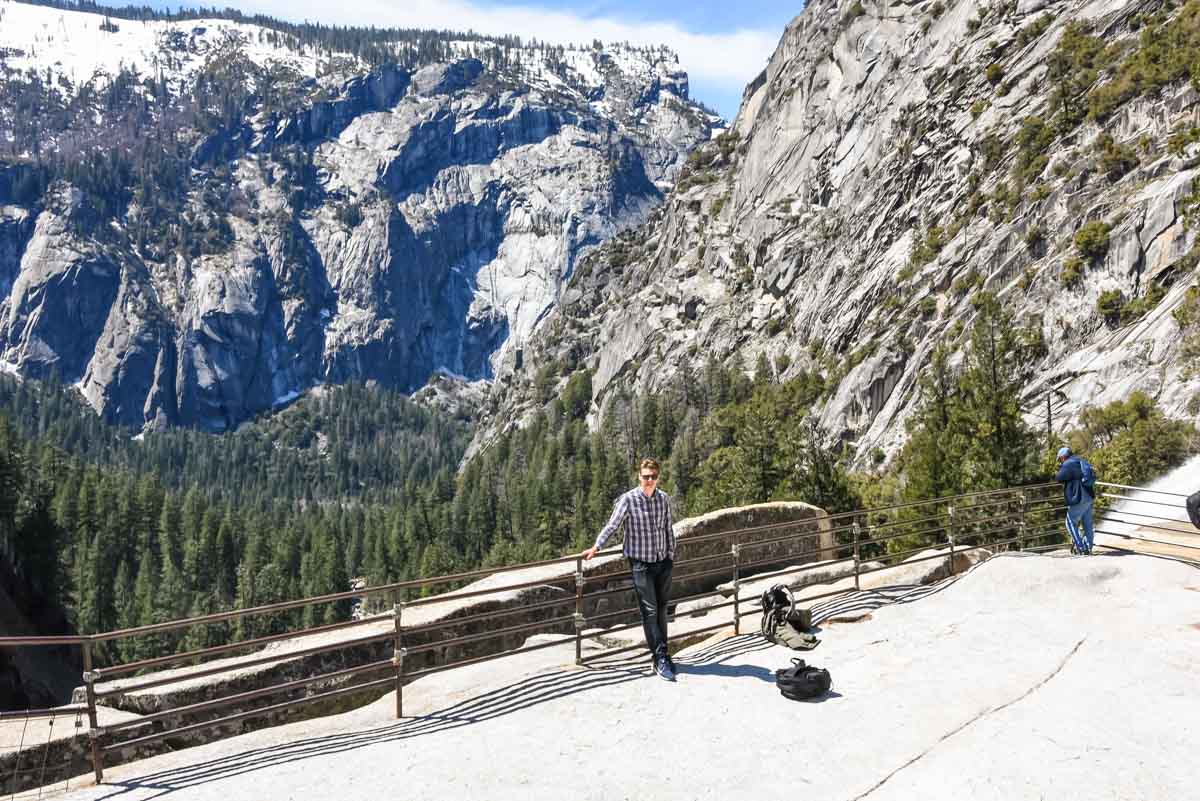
[235,0,779,94]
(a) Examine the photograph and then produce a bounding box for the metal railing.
[5,477,1194,793]
[1091,481,1200,561]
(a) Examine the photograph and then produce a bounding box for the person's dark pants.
[630,557,673,660]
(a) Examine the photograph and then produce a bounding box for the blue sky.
[113,1,800,119]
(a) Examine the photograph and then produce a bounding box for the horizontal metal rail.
[578,583,637,604]
[577,620,734,664]
[0,635,89,647]
[104,659,396,733]
[863,524,950,548]
[403,577,572,610]
[739,548,853,574]
[731,556,856,586]
[673,563,752,586]
[94,629,397,698]
[0,706,86,721]
[1095,528,1200,552]
[102,675,397,753]
[1096,481,1188,498]
[401,594,577,636]
[404,634,574,680]
[97,614,391,679]
[853,550,962,580]
[675,518,828,548]
[85,552,598,645]
[1098,507,1188,525]
[735,526,840,553]
[746,585,860,610]
[671,551,735,571]
[867,511,947,531]
[822,482,1056,523]
[1097,492,1185,510]
[1095,541,1200,564]
[688,519,829,546]
[404,613,578,656]
[954,496,1020,516]
[1099,515,1195,535]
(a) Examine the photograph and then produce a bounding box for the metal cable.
[35,712,53,801]
[8,710,29,801]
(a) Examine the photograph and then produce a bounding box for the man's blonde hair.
[639,458,661,474]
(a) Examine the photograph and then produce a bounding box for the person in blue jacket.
[1055,446,1096,555]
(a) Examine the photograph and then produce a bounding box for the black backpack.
[1187,490,1200,530]
[774,658,832,701]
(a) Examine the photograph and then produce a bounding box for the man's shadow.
[91,635,775,799]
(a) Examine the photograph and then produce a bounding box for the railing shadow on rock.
[5,479,1195,794]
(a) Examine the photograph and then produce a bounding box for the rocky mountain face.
[477,0,1200,464]
[0,1,717,432]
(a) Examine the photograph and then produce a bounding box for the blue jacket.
[1056,457,1093,506]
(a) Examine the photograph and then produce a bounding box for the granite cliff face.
[477,0,1200,463]
[0,3,717,431]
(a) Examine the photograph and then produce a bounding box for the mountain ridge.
[0,0,719,432]
[474,0,1200,466]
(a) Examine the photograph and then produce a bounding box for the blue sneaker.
[655,657,676,682]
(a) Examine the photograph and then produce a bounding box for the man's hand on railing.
[581,546,599,561]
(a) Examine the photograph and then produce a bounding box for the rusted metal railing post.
[852,521,861,590]
[947,505,957,574]
[574,557,585,665]
[392,602,406,719]
[81,641,103,783]
[731,542,741,635]
[1018,491,1029,551]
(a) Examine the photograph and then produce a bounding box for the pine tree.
[899,344,966,502]
[132,549,162,657]
[214,506,239,604]
[779,417,858,514]
[736,390,785,503]
[113,561,137,660]
[958,293,1038,487]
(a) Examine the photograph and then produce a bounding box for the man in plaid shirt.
[582,458,678,681]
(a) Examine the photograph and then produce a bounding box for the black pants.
[630,557,673,659]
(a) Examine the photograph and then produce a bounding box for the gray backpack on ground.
[760,585,819,651]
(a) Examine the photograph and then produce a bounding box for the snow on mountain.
[0,0,719,432]
[0,0,332,88]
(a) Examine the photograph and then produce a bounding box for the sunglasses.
[640,474,659,481]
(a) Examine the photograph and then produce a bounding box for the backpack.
[760,585,818,650]
[1079,458,1097,497]
[1187,490,1200,530]
[774,658,832,701]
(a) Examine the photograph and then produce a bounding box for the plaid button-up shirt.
[594,487,676,562]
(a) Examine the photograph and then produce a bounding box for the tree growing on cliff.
[957,293,1041,488]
